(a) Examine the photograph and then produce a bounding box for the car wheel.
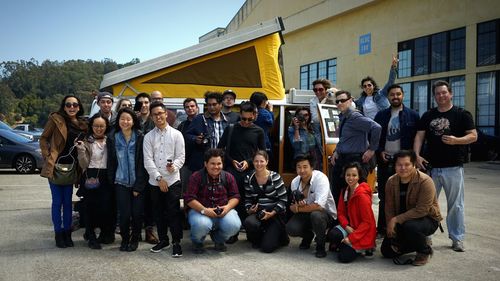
[15,154,36,174]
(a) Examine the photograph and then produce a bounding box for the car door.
[0,136,16,168]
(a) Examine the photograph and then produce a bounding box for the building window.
[414,37,429,76]
[477,20,499,66]
[450,28,466,70]
[450,76,465,108]
[398,27,466,77]
[476,72,497,135]
[299,58,337,89]
[399,82,412,107]
[413,81,428,116]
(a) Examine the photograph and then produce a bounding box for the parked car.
[0,129,43,173]
[0,121,37,141]
[12,123,42,141]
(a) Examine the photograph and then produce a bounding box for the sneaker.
[412,252,430,266]
[88,239,102,250]
[119,241,128,252]
[363,249,374,259]
[315,244,327,258]
[214,242,227,252]
[192,243,205,254]
[452,240,465,252]
[299,232,314,250]
[172,243,183,258]
[226,234,239,244]
[150,240,171,253]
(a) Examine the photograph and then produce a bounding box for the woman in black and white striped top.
[244,150,289,253]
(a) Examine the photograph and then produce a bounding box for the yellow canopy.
[101,18,285,100]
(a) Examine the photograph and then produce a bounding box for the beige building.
[206,0,500,135]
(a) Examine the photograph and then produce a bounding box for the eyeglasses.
[65,102,79,108]
[313,88,325,93]
[152,111,166,117]
[362,83,373,88]
[241,117,254,122]
[335,98,351,104]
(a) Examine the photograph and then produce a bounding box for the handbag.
[84,176,100,189]
[51,146,78,185]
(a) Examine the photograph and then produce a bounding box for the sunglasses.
[362,84,373,88]
[313,88,325,93]
[335,98,351,104]
[65,102,79,108]
[241,117,254,122]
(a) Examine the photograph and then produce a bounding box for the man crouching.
[382,150,442,266]
[184,148,241,253]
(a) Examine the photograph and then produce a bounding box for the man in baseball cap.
[222,89,240,124]
[97,92,116,124]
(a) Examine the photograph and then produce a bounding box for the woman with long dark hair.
[327,162,376,263]
[76,113,114,249]
[107,108,147,252]
[40,95,88,248]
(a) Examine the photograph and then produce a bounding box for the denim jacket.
[355,66,398,114]
[107,129,146,192]
[374,105,420,156]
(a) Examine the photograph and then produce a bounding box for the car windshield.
[0,129,33,143]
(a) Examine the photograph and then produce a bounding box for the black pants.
[143,183,155,228]
[244,214,288,253]
[327,227,358,263]
[331,153,372,205]
[150,181,183,243]
[381,216,439,258]
[82,169,115,237]
[286,211,333,247]
[226,166,250,223]
[376,160,395,234]
[115,185,144,242]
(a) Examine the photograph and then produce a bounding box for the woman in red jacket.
[328,162,376,263]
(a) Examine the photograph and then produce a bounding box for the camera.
[291,189,305,203]
[423,162,432,171]
[296,114,306,122]
[256,209,266,220]
[214,206,223,215]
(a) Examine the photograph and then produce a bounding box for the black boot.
[88,232,102,250]
[64,230,74,247]
[127,235,139,252]
[119,233,129,252]
[55,232,66,248]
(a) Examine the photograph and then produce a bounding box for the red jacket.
[337,182,376,250]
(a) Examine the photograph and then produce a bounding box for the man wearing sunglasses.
[329,90,381,205]
[310,79,334,155]
[218,101,266,243]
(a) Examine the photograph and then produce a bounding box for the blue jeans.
[187,209,241,244]
[49,181,73,233]
[431,166,465,242]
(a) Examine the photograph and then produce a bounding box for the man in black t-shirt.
[414,80,477,252]
[218,101,266,243]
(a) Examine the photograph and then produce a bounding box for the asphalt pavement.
[0,162,499,281]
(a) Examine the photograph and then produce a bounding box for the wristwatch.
[200,208,206,215]
[155,175,162,182]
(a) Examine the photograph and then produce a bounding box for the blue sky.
[0,0,246,63]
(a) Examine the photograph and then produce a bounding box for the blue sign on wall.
[359,33,371,55]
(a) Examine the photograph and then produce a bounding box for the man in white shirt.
[286,154,337,258]
[143,102,185,257]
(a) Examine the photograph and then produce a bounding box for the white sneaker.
[452,240,465,252]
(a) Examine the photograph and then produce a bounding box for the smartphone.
[167,159,173,167]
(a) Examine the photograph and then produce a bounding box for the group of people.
[40,57,477,266]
